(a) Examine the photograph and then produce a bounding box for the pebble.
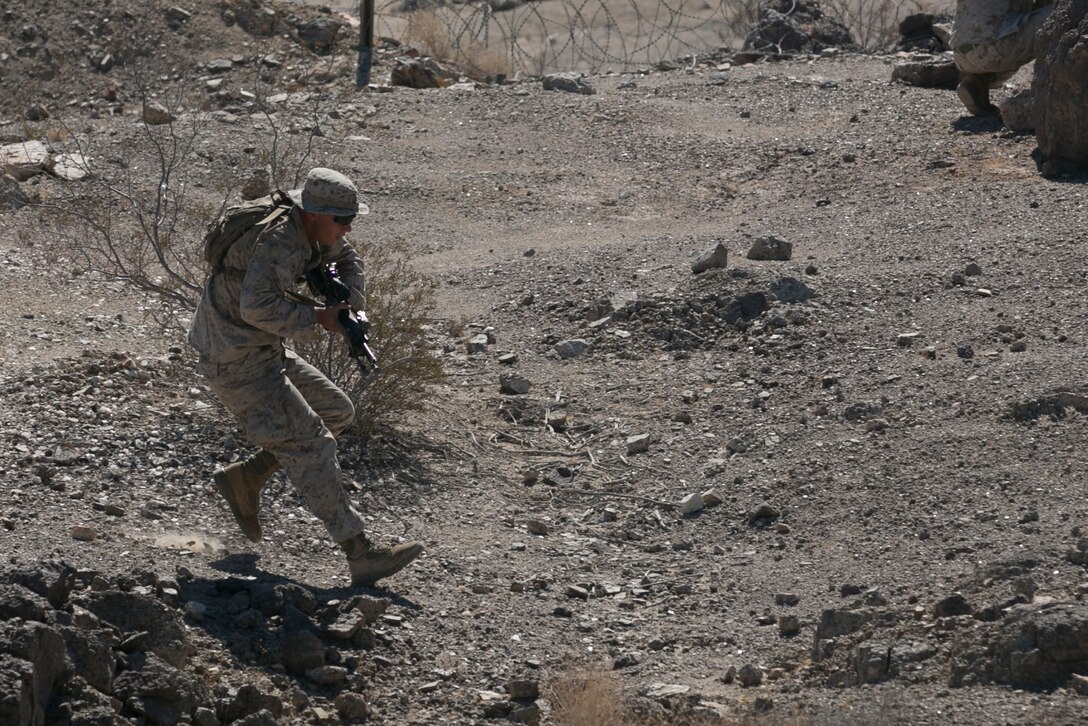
[70,526,96,541]
[679,493,703,515]
[737,664,763,687]
[506,679,539,700]
[626,433,651,454]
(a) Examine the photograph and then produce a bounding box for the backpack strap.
[212,190,296,278]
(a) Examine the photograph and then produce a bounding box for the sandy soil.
[1,0,1087,724]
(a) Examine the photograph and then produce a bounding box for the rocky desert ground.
[1,0,1087,724]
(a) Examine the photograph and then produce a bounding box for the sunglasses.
[332,214,356,226]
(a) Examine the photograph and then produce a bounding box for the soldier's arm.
[240,229,319,338]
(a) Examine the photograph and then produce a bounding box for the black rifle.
[305,264,379,375]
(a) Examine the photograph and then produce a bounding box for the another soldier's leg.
[283,349,356,436]
[207,353,365,543]
[955,8,1053,117]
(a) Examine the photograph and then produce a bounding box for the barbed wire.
[371,0,752,76]
[363,0,938,76]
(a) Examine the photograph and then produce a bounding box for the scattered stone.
[0,139,49,181]
[334,692,370,721]
[25,103,50,121]
[701,489,723,507]
[565,585,590,600]
[71,526,96,541]
[778,615,801,636]
[891,57,958,88]
[506,679,539,700]
[164,6,193,29]
[747,235,792,261]
[526,520,548,536]
[466,333,489,354]
[775,593,800,606]
[747,504,780,525]
[498,352,518,365]
[1000,89,1034,133]
[897,331,920,346]
[142,101,176,125]
[645,682,690,699]
[282,630,325,675]
[542,73,595,95]
[306,665,347,686]
[935,592,974,618]
[736,664,763,687]
[554,339,589,359]
[626,433,651,455]
[679,493,703,515]
[499,373,531,395]
[770,276,814,303]
[0,173,29,212]
[50,151,91,182]
[390,57,459,89]
[691,242,728,274]
[240,173,270,200]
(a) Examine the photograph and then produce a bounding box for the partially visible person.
[188,167,424,587]
[951,0,1053,115]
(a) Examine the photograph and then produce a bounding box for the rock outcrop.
[1033,0,1088,170]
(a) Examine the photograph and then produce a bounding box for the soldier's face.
[313,213,352,247]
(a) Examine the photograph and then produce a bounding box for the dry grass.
[405,9,512,81]
[548,667,629,726]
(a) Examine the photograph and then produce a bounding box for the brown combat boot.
[339,534,424,586]
[213,450,279,542]
[957,73,998,116]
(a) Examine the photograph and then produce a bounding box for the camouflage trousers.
[954,6,1052,80]
[198,347,365,543]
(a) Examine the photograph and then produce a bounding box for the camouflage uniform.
[952,0,1053,80]
[189,205,367,542]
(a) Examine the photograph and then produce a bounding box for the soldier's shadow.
[951,114,1004,134]
[207,552,421,609]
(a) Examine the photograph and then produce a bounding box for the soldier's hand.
[314,303,349,332]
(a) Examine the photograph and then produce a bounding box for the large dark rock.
[0,621,70,725]
[896,12,953,52]
[0,585,50,623]
[744,0,855,53]
[0,653,37,726]
[112,652,209,726]
[60,626,117,694]
[950,601,1088,687]
[1033,0,1088,170]
[0,561,76,608]
[76,592,192,668]
[390,57,459,89]
[294,16,341,55]
[891,58,959,89]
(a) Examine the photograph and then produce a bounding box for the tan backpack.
[202,189,293,270]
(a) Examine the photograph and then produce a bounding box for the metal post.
[356,0,375,88]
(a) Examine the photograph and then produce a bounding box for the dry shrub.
[405,10,457,61]
[404,9,512,81]
[548,667,628,726]
[296,239,444,433]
